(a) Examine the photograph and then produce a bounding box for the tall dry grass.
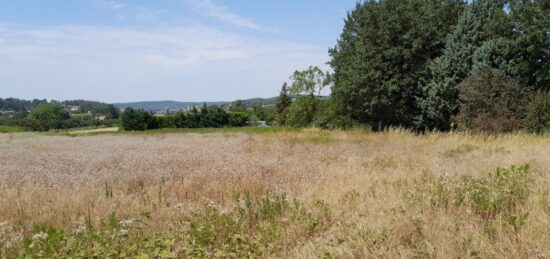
[0,129,549,257]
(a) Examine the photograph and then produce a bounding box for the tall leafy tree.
[330,0,464,130]
[27,103,70,131]
[417,0,513,130]
[289,66,331,98]
[287,66,332,127]
[275,82,292,125]
[507,0,550,90]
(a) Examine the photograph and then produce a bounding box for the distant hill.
[113,96,282,112]
[0,98,116,113]
[113,101,229,112]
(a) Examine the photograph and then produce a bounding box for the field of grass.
[0,126,23,133]
[1,129,549,258]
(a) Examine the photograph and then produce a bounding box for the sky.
[0,0,358,103]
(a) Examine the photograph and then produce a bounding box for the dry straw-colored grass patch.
[0,130,549,257]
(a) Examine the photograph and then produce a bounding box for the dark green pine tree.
[275,82,292,125]
[507,0,550,90]
[329,0,464,130]
[416,0,510,131]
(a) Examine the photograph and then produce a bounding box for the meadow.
[0,129,549,258]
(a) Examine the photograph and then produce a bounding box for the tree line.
[0,100,120,131]
[275,0,549,133]
[120,104,259,131]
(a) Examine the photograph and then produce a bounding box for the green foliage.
[286,96,318,128]
[275,83,292,125]
[417,0,509,131]
[121,105,251,131]
[0,98,47,112]
[507,0,550,90]
[417,164,534,234]
[0,125,24,133]
[228,112,249,127]
[120,108,156,131]
[330,0,465,130]
[524,91,550,133]
[455,69,528,132]
[27,103,71,131]
[2,192,331,258]
[458,164,532,217]
[289,66,331,98]
[229,100,246,112]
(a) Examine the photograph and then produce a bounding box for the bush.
[524,91,550,133]
[419,164,534,233]
[154,116,177,129]
[27,103,71,131]
[3,191,331,258]
[228,112,249,127]
[120,108,156,131]
[286,97,318,128]
[455,69,528,132]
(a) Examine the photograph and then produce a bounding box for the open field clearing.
[66,127,120,135]
[1,130,550,258]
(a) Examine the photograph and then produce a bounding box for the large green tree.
[416,0,510,131]
[507,0,550,90]
[275,82,292,125]
[330,0,464,130]
[289,66,331,98]
[27,103,71,131]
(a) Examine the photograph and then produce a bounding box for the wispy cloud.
[0,24,326,102]
[97,0,124,10]
[185,0,261,30]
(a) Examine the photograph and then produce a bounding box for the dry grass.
[0,129,549,258]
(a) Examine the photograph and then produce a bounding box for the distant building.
[63,105,81,113]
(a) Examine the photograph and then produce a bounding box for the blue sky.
[0,0,357,102]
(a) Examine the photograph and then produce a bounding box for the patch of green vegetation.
[137,127,301,135]
[0,125,24,133]
[1,191,331,258]
[424,164,533,234]
[50,126,302,137]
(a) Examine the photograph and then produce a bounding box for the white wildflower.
[73,224,87,235]
[237,199,247,209]
[32,232,48,241]
[0,221,12,234]
[119,218,135,228]
[118,229,129,237]
[206,199,216,209]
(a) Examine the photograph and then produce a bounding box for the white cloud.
[0,24,327,102]
[185,0,261,30]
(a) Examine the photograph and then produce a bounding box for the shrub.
[228,112,249,127]
[154,116,177,129]
[3,191,331,258]
[455,69,528,132]
[524,91,550,133]
[458,164,533,218]
[120,108,156,131]
[27,103,71,131]
[286,96,318,128]
[423,164,533,232]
